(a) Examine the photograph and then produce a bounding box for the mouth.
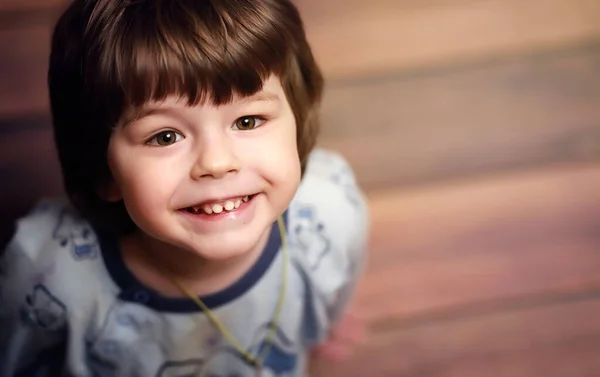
[182,194,256,215]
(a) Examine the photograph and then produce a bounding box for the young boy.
[0,0,369,376]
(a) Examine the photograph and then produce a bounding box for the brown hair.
[49,0,323,235]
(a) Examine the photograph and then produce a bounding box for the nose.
[190,132,241,179]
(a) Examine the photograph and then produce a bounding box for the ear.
[96,181,122,202]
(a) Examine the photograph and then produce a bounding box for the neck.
[119,229,271,298]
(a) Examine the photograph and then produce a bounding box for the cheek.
[256,121,300,178]
[279,120,301,179]
[265,128,302,195]
[124,164,178,202]
[108,146,180,208]
[117,165,179,230]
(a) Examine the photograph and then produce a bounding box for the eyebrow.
[120,105,196,128]
[122,106,188,127]
[238,90,281,105]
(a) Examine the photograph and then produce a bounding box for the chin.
[187,226,271,261]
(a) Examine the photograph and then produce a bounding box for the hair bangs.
[96,0,292,114]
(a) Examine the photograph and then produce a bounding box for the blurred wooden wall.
[2,1,600,376]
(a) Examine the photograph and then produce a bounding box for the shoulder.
[1,198,105,309]
[290,148,368,248]
[4,197,101,264]
[286,149,369,330]
[287,148,369,279]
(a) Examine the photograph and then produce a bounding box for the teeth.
[224,200,234,211]
[189,195,251,215]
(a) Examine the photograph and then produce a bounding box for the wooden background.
[1,0,600,375]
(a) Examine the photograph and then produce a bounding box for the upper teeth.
[191,196,249,214]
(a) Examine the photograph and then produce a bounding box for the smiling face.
[105,75,301,260]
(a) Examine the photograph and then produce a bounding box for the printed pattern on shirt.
[291,204,330,270]
[53,208,99,261]
[20,284,67,333]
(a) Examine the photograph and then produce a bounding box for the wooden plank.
[0,0,65,13]
[354,163,600,323]
[0,125,62,246]
[312,295,600,377]
[319,45,600,190]
[0,25,52,117]
[298,0,600,79]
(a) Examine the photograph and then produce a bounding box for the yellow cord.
[164,216,288,369]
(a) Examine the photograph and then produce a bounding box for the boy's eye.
[148,131,184,146]
[233,116,264,131]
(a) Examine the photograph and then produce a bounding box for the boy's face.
[105,75,301,260]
